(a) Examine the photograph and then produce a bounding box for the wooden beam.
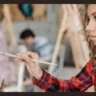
[48,4,68,74]
[67,32,86,70]
[3,4,16,45]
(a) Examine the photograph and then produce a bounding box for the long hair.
[82,4,96,63]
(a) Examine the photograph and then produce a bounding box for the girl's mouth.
[89,36,96,43]
[89,36,96,40]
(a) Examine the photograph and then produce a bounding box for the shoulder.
[76,60,93,77]
[86,60,93,74]
[35,37,48,42]
[86,60,93,68]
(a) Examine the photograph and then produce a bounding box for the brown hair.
[83,4,96,63]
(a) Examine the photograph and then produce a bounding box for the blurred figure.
[0,29,12,86]
[20,29,59,74]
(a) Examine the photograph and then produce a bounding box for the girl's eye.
[86,14,90,25]
[93,16,96,20]
[87,18,90,24]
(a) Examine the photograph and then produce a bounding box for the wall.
[9,4,58,44]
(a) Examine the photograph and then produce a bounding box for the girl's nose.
[86,20,95,32]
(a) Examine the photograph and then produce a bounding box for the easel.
[48,4,89,74]
[3,4,16,45]
[48,4,68,74]
[66,4,90,71]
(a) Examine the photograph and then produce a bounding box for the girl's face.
[86,4,96,45]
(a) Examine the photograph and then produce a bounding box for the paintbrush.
[0,52,57,66]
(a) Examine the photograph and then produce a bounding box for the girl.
[17,4,96,92]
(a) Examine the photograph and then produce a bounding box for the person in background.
[20,29,59,75]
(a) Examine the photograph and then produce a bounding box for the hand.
[16,51,43,80]
[66,4,82,32]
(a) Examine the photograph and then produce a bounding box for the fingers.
[16,53,25,61]
[19,53,32,64]
[16,51,39,64]
[26,51,39,59]
[16,51,39,59]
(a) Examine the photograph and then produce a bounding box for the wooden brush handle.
[4,53,57,66]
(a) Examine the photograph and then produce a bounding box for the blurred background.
[0,4,94,92]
